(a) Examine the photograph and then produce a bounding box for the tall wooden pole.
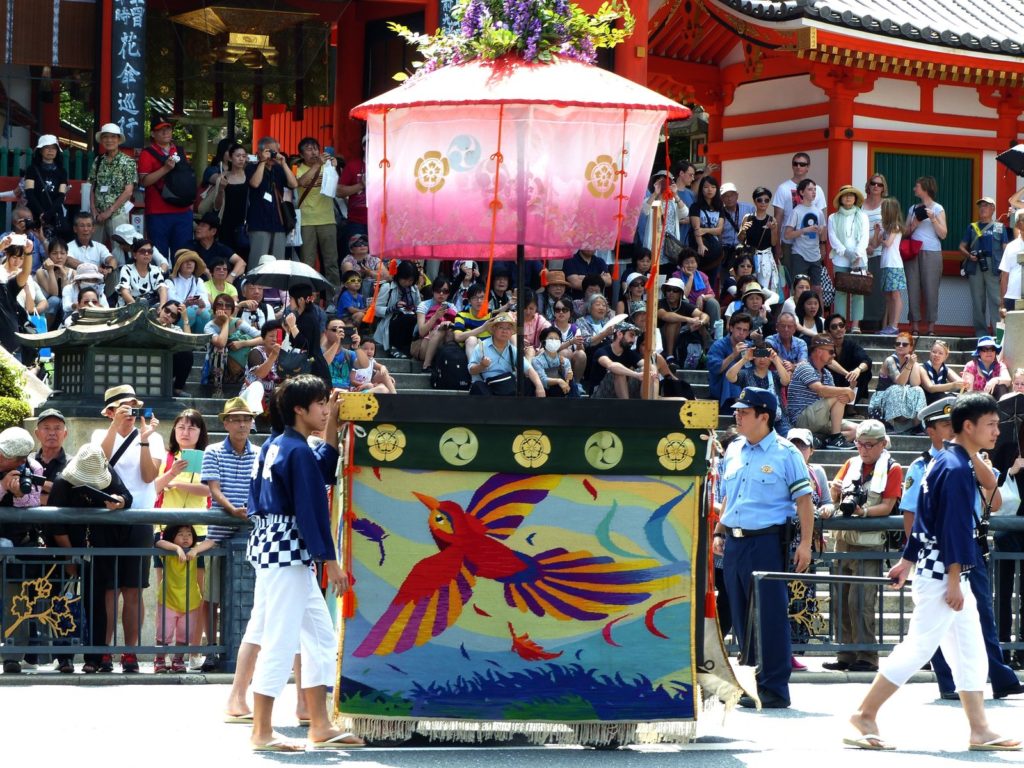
[642,202,662,400]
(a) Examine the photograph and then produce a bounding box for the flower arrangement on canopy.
[389,0,635,75]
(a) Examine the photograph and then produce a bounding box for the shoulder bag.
[899,238,922,261]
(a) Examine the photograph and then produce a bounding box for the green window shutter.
[873,151,976,253]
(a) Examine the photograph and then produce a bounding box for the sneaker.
[153,657,169,674]
[200,655,222,673]
[878,326,898,335]
[791,656,807,671]
[188,655,205,672]
[171,656,186,674]
[825,434,856,450]
[2,660,20,674]
[120,653,139,674]
[98,654,114,673]
[57,659,74,674]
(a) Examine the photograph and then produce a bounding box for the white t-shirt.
[167,275,209,306]
[68,240,112,268]
[880,231,904,271]
[61,282,110,312]
[90,427,165,510]
[772,179,825,244]
[998,237,1024,299]
[863,203,883,257]
[787,205,824,262]
[907,202,946,251]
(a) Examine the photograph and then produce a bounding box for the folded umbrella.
[246,259,333,294]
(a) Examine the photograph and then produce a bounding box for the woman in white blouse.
[117,239,167,308]
[167,249,211,329]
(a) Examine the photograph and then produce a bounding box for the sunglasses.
[792,161,809,167]
[162,308,181,321]
[136,248,153,254]
[554,306,570,313]
[793,274,810,283]
[434,287,450,294]
[755,196,771,204]
[868,181,885,188]
[896,341,911,347]
[829,323,845,330]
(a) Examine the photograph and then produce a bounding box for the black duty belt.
[725,523,786,539]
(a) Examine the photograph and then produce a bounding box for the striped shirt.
[202,437,257,541]
[786,361,833,424]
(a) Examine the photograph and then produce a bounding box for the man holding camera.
[246,137,298,269]
[0,427,45,673]
[898,396,1024,701]
[821,420,902,673]
[960,197,1008,337]
[138,115,195,262]
[295,137,341,294]
[713,387,813,709]
[1,207,45,270]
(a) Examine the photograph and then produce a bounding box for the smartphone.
[143,407,153,419]
[81,486,120,505]
[8,233,26,247]
[247,154,258,164]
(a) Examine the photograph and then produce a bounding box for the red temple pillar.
[334,5,366,159]
[614,0,647,85]
[812,67,876,206]
[979,88,1024,213]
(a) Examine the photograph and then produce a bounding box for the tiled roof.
[714,0,1024,58]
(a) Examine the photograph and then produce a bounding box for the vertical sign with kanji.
[439,0,458,33]
[112,0,146,149]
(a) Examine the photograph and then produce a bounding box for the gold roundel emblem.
[513,429,551,469]
[584,431,624,470]
[439,427,479,466]
[367,424,406,462]
[657,433,696,471]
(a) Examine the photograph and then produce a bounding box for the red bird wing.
[465,474,561,540]
[352,546,476,657]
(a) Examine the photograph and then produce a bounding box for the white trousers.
[250,564,336,698]
[879,573,987,692]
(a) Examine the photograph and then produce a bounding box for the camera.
[975,518,991,558]
[839,479,867,517]
[972,250,989,272]
[17,466,45,496]
[753,346,771,359]
[269,150,278,159]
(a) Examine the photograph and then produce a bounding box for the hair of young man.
[951,392,998,434]
[729,312,753,328]
[278,374,330,427]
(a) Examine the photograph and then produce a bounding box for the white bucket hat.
[94,123,125,144]
[35,134,59,150]
[62,444,112,489]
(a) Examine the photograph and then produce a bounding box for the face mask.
[544,339,561,354]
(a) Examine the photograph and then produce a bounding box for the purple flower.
[461,0,487,38]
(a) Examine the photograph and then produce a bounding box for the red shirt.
[339,158,367,225]
[138,142,191,214]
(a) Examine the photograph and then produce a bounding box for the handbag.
[994,476,1021,516]
[277,350,312,378]
[819,266,836,308]
[663,232,684,262]
[833,270,874,296]
[899,238,922,261]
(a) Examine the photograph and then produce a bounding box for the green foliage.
[0,354,25,398]
[388,0,634,77]
[339,689,414,716]
[0,398,30,431]
[0,353,29,429]
[59,90,94,135]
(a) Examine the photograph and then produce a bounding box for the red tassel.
[539,268,548,287]
[388,259,398,277]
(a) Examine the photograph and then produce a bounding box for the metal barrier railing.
[732,516,1024,667]
[0,507,245,669]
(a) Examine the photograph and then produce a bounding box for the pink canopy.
[351,56,690,260]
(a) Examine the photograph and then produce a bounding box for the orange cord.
[479,104,505,318]
[612,108,629,283]
[362,112,390,325]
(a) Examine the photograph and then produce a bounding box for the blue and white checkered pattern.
[913,534,945,581]
[247,514,311,568]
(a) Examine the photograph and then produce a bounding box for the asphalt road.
[2,680,1022,766]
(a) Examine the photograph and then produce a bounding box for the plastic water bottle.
[713,319,724,339]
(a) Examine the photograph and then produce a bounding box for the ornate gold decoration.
[338,393,380,422]
[367,424,406,462]
[788,578,827,639]
[414,151,451,194]
[584,155,618,199]
[5,565,78,640]
[512,429,551,469]
[584,431,624,470]
[439,427,480,466]
[657,433,696,471]
[678,400,718,429]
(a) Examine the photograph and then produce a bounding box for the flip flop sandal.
[842,734,895,751]
[310,732,366,749]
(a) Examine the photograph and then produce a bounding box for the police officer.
[898,396,1024,700]
[713,387,813,709]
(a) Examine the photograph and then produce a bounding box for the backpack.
[145,146,197,208]
[431,343,471,391]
